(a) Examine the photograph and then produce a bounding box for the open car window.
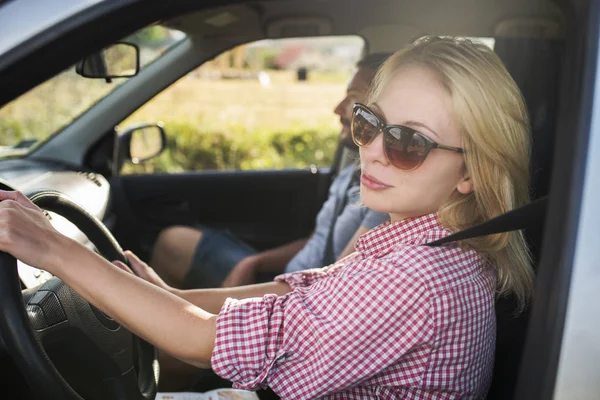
[119,35,365,174]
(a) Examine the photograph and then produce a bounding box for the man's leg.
[150,226,203,288]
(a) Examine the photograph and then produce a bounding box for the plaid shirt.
[211,213,497,399]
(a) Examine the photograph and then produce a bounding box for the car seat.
[485,36,563,400]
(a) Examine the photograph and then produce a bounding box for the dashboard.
[0,158,112,289]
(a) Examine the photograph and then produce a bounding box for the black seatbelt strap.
[425,195,548,247]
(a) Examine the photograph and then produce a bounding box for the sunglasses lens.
[352,105,431,170]
[385,127,428,170]
[352,107,380,146]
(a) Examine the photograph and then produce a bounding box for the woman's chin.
[360,191,393,215]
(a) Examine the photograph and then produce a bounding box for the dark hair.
[356,52,393,74]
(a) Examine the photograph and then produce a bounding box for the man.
[149,52,392,293]
[148,52,392,392]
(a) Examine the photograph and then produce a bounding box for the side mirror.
[76,42,140,81]
[113,122,166,175]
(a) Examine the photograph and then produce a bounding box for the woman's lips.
[361,173,393,191]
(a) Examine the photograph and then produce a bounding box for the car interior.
[0,0,591,398]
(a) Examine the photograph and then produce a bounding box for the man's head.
[334,52,392,148]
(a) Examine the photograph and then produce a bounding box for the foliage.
[121,121,339,174]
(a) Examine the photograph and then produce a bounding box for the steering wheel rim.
[0,189,159,400]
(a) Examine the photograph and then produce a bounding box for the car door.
[109,167,332,260]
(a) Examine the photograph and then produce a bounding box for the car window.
[0,24,186,157]
[119,35,365,174]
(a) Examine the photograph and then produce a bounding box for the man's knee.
[150,226,204,287]
[153,226,203,257]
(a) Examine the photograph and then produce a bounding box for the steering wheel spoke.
[26,288,69,331]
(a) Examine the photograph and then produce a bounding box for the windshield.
[0,24,186,157]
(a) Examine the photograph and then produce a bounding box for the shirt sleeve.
[275,256,355,289]
[210,259,434,399]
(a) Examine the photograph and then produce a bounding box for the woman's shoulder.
[374,233,492,296]
[351,213,495,296]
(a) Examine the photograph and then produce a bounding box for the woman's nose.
[360,130,388,165]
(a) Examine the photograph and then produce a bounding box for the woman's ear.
[456,170,474,194]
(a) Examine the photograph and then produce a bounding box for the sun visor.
[162,5,261,37]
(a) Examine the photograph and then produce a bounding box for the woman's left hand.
[0,190,64,272]
[113,250,174,293]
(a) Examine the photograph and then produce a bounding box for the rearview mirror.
[76,42,140,81]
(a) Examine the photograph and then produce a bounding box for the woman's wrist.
[46,233,86,276]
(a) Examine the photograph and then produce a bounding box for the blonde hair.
[367,36,534,311]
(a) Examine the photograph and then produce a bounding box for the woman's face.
[359,65,473,222]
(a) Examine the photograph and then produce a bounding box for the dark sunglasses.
[351,103,465,171]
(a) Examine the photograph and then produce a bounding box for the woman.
[0,36,534,399]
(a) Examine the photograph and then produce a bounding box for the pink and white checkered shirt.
[211,213,497,399]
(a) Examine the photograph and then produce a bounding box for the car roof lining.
[161,0,565,52]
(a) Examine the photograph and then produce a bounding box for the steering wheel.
[0,189,159,400]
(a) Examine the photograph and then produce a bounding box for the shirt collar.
[355,213,448,258]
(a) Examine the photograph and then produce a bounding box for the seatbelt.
[425,195,548,246]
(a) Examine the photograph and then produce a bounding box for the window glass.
[120,35,365,174]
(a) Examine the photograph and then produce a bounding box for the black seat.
[485,36,563,400]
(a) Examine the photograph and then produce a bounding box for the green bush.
[121,120,339,174]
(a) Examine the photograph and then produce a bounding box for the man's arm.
[250,237,310,275]
[221,236,310,287]
[335,225,370,261]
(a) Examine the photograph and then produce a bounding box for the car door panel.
[108,168,332,260]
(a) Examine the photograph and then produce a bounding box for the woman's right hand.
[113,250,174,293]
[0,190,67,274]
